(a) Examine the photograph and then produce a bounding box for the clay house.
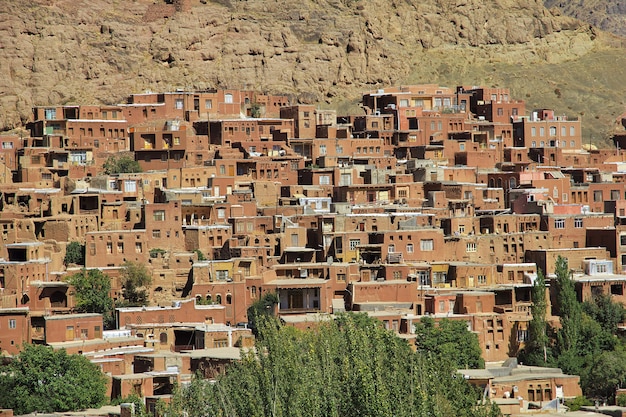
[144,201,185,253]
[573,259,626,305]
[202,118,294,147]
[513,109,582,150]
[280,105,316,139]
[117,299,226,330]
[466,86,525,124]
[85,229,151,268]
[0,134,22,174]
[130,120,191,171]
[0,307,30,356]
[30,313,103,345]
[189,260,249,325]
[187,347,246,379]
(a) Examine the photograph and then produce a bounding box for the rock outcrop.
[0,0,615,135]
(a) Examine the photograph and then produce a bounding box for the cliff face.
[545,0,626,37]
[0,0,617,137]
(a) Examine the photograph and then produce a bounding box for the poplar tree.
[521,269,550,366]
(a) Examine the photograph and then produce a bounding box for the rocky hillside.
[545,0,626,37]
[1,0,625,143]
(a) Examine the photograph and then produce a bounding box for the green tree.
[553,255,583,373]
[64,241,85,265]
[193,249,206,261]
[163,313,499,417]
[414,316,485,369]
[66,269,115,329]
[521,269,551,366]
[120,261,152,306]
[0,344,107,415]
[102,154,142,175]
[247,291,279,335]
[580,349,626,402]
[583,293,626,334]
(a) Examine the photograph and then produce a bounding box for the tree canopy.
[120,261,152,306]
[520,255,626,402]
[64,241,85,265]
[66,268,115,329]
[102,154,142,175]
[165,313,499,417]
[414,316,485,369]
[520,269,550,366]
[0,344,107,415]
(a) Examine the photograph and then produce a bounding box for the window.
[337,273,346,282]
[117,242,124,253]
[570,126,575,136]
[349,239,360,251]
[205,99,213,109]
[531,127,536,137]
[45,108,57,119]
[612,190,620,201]
[561,126,567,136]
[8,319,16,329]
[497,107,503,116]
[319,175,330,185]
[531,141,536,147]
[2,142,13,149]
[388,244,395,253]
[106,242,113,254]
[153,210,165,221]
[319,144,327,156]
[224,94,233,103]
[420,239,434,251]
[594,190,603,202]
[152,230,161,238]
[549,126,557,136]
[216,270,229,281]
[574,218,583,228]
[135,242,142,253]
[466,242,477,252]
[517,329,528,342]
[124,180,137,193]
[540,127,545,136]
[175,99,184,109]
[393,271,402,280]
[477,275,487,284]
[407,243,414,253]
[554,219,565,229]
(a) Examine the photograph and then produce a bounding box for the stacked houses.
[5,83,626,406]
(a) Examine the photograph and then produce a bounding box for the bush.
[102,154,142,175]
[64,241,85,265]
[565,396,593,411]
[617,393,626,407]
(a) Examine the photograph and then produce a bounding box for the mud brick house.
[8,83,626,391]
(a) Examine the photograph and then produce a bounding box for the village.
[2,84,626,415]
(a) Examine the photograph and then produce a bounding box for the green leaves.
[120,261,152,306]
[169,313,497,417]
[522,269,550,366]
[414,316,485,369]
[64,241,85,265]
[102,154,142,175]
[0,345,107,415]
[66,268,114,329]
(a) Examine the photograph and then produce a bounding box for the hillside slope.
[1,0,625,143]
